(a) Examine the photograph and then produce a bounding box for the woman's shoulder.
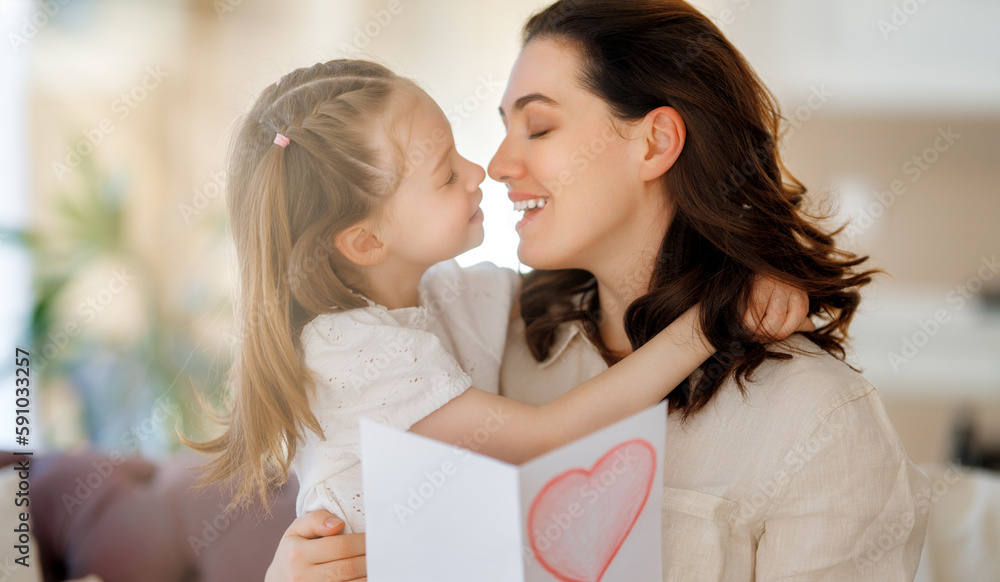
[668,334,923,522]
[737,334,876,418]
[421,260,522,358]
[421,259,521,307]
[669,337,930,579]
[683,334,886,459]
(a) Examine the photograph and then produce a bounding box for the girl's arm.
[410,305,710,464]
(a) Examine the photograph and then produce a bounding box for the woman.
[267,0,930,579]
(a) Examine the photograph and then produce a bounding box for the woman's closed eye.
[528,129,550,139]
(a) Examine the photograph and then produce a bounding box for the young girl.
[194,60,808,533]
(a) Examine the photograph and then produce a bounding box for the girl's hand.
[266,510,367,582]
[745,275,813,341]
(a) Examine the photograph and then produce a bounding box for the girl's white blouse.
[292,260,520,533]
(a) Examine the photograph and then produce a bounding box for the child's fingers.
[743,304,762,337]
[771,289,807,340]
[755,281,790,340]
[760,302,788,340]
[745,276,772,335]
[750,276,779,332]
[783,288,812,337]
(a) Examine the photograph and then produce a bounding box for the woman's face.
[488,38,665,274]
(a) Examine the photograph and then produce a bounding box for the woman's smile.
[509,191,549,231]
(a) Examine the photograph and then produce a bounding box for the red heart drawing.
[528,439,657,582]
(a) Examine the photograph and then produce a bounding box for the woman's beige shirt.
[500,318,931,581]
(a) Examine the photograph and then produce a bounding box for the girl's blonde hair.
[192,60,412,509]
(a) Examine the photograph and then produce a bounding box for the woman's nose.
[488,134,524,184]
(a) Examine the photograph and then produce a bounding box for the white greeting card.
[361,401,666,582]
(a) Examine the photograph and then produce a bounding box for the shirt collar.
[348,282,432,329]
[537,290,598,367]
[539,319,588,368]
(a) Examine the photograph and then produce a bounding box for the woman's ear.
[636,106,686,182]
[333,221,388,267]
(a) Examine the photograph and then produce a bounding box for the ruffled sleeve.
[301,309,473,433]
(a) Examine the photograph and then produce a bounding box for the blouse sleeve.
[754,390,932,581]
[302,312,474,432]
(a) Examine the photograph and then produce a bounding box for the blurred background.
[0,0,997,578]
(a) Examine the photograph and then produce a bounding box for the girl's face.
[381,88,486,269]
[488,38,662,273]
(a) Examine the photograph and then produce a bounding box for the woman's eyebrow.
[498,93,559,120]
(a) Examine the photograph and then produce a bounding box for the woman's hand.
[745,275,813,341]
[266,510,367,582]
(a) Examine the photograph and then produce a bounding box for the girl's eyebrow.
[431,148,449,175]
[498,93,559,120]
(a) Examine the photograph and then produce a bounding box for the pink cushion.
[9,451,296,582]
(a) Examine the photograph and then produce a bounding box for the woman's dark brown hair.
[519,0,876,418]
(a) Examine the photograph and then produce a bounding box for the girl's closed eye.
[444,171,459,186]
[528,129,550,139]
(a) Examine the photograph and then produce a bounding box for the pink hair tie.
[274,133,290,148]
[276,75,283,86]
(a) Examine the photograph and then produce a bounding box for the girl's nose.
[471,161,486,188]
[488,135,525,184]
[463,156,487,190]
